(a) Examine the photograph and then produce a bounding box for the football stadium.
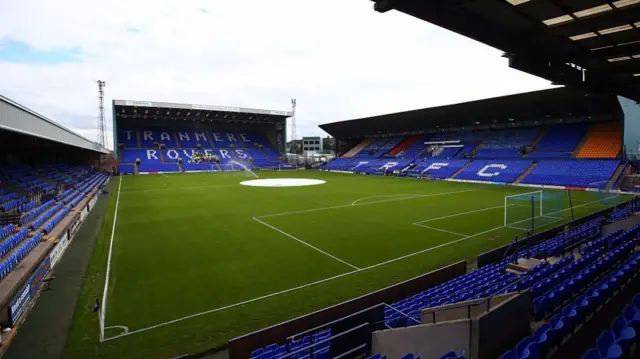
[4,1,640,359]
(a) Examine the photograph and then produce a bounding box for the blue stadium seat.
[520,160,619,188]
[455,160,532,183]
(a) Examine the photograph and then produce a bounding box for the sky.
[0,0,555,150]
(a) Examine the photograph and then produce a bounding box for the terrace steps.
[206,132,217,149]
[450,161,473,179]
[159,150,167,164]
[530,128,547,148]
[605,164,626,190]
[342,138,374,158]
[514,162,537,184]
[173,131,181,149]
[136,131,142,148]
[178,162,184,173]
[571,131,590,158]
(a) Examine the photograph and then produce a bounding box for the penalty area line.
[253,218,360,270]
[255,189,475,219]
[101,220,505,343]
[413,223,467,237]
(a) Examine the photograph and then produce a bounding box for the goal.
[504,190,566,232]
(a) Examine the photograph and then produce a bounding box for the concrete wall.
[372,319,471,359]
[421,293,515,324]
[619,95,640,160]
[471,291,532,359]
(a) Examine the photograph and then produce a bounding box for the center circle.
[240,178,326,187]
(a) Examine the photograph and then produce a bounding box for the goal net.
[504,190,566,232]
[588,181,623,205]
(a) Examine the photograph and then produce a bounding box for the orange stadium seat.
[577,122,621,159]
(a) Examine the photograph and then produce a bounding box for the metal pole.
[531,195,535,233]
[568,190,575,221]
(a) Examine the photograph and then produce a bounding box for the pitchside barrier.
[228,261,466,359]
[0,181,107,344]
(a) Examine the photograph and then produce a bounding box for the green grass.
[63,171,624,359]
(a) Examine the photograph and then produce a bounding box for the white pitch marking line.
[104,325,129,335]
[413,223,467,237]
[100,192,619,342]
[414,204,506,224]
[256,189,475,219]
[351,194,429,206]
[99,174,122,342]
[102,221,511,342]
[253,218,360,270]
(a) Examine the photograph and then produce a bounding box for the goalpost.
[504,190,566,232]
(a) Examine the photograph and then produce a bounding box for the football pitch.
[64,171,623,359]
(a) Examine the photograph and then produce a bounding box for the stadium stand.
[577,122,622,159]
[323,119,624,190]
[242,201,640,359]
[408,159,469,179]
[454,160,533,183]
[117,126,283,174]
[519,160,619,188]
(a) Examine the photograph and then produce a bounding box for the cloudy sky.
[0,0,554,149]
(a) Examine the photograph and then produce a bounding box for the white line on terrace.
[255,189,475,219]
[253,218,360,270]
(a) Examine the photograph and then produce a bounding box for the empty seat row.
[0,228,30,258]
[0,233,43,281]
[20,200,55,226]
[0,224,16,241]
[250,329,332,359]
[499,237,639,359]
[44,206,72,234]
[30,203,63,231]
[581,291,640,359]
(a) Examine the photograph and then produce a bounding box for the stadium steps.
[177,162,184,172]
[173,132,181,148]
[605,164,626,190]
[134,163,139,175]
[572,125,597,158]
[136,131,142,147]
[341,138,374,158]
[205,132,217,148]
[450,161,473,179]
[514,162,538,184]
[531,128,548,148]
[387,136,415,156]
[159,150,167,164]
